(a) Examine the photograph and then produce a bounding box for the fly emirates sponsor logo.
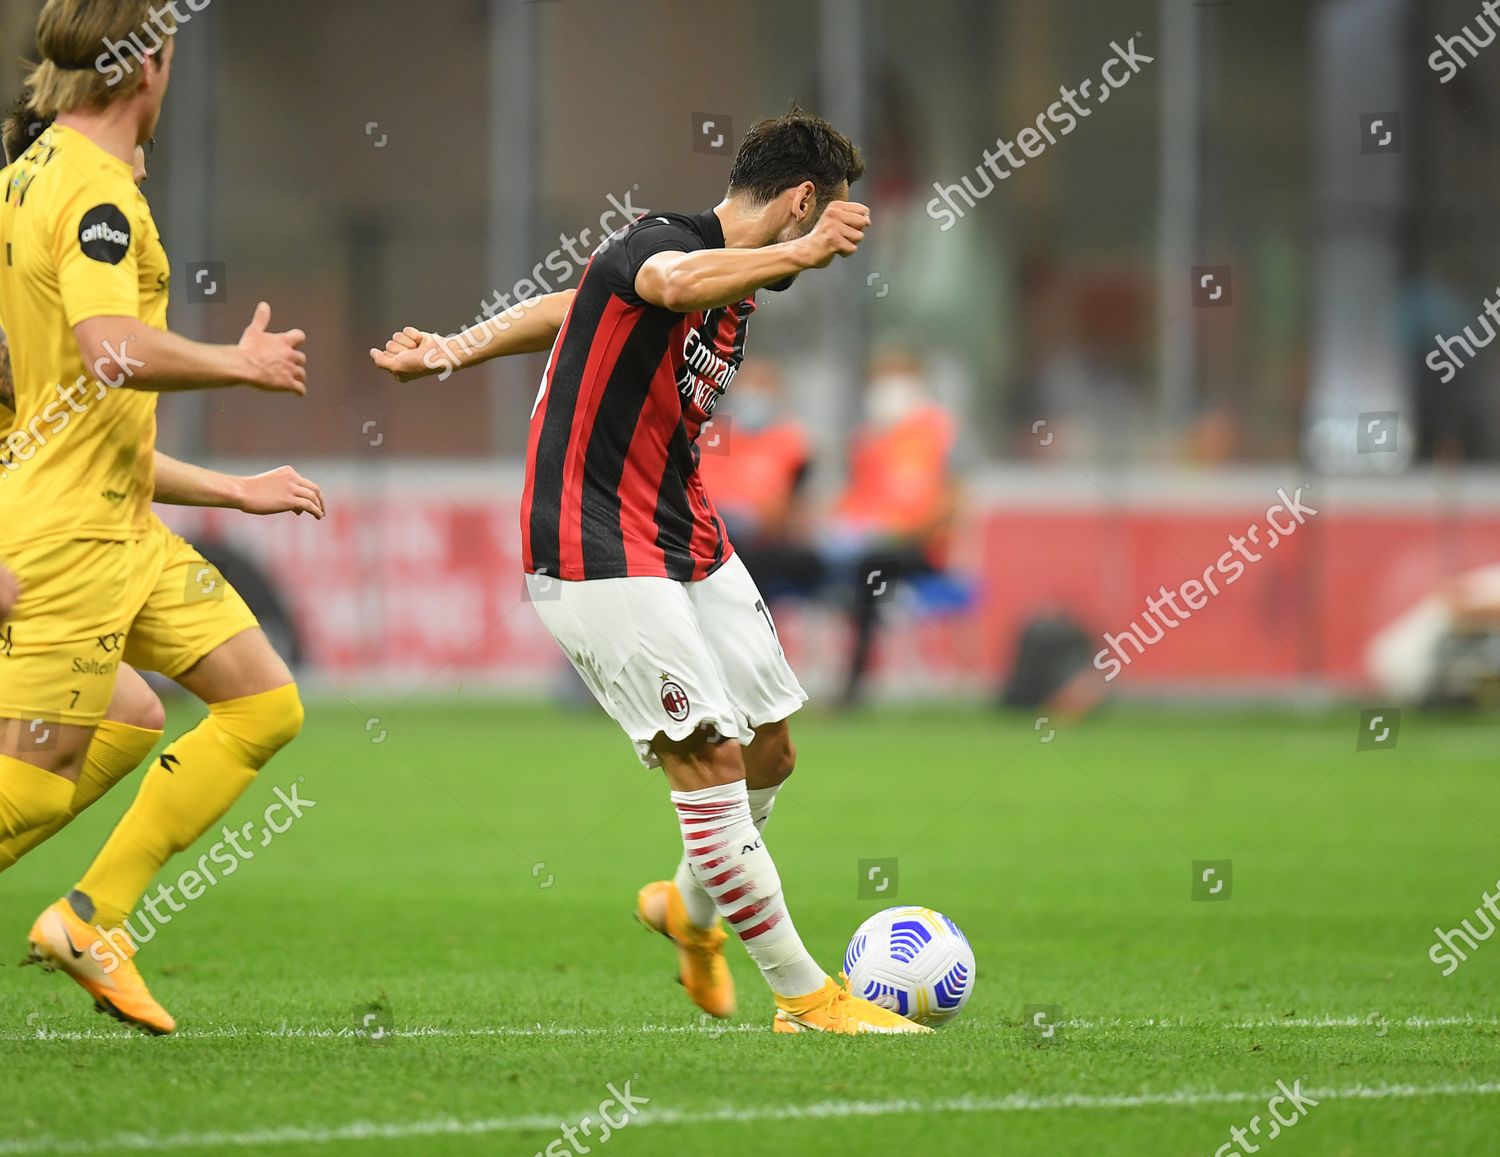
[679,328,736,419]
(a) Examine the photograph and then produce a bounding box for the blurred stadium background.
[5,0,1497,709]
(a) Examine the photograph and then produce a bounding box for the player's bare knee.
[774,735,797,784]
[107,669,166,733]
[135,696,167,733]
[656,725,746,791]
[708,734,747,782]
[747,719,796,788]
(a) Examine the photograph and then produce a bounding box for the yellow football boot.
[24,899,176,1036]
[772,976,932,1034]
[635,880,736,1019]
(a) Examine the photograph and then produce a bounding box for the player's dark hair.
[2,93,51,165]
[728,102,864,208]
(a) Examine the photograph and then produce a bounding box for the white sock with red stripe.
[671,781,825,999]
[747,785,780,829]
[674,783,782,928]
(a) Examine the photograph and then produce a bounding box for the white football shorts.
[526,553,807,768]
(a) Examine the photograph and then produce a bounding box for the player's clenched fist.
[238,301,308,394]
[795,200,871,269]
[369,326,442,383]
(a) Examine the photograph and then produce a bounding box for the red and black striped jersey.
[521,209,755,582]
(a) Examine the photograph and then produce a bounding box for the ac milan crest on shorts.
[660,679,691,722]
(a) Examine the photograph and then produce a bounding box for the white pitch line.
[1066,1014,1500,1030]
[2,1081,1499,1154]
[1,1013,1493,1044]
[0,1022,772,1043]
[1233,1015,1498,1029]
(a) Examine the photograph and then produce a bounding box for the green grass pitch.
[2,701,1499,1155]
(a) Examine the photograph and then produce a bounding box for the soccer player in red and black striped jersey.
[373,106,927,1034]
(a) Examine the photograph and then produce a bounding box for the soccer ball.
[843,905,975,1027]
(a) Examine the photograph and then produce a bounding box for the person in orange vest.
[699,362,823,602]
[827,350,958,706]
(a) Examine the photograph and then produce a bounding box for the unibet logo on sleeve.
[78,205,132,265]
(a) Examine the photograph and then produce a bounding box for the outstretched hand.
[237,465,326,519]
[239,302,308,394]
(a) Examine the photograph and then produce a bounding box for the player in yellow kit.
[0,0,311,1036]
[0,95,326,878]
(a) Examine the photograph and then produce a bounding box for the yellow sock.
[0,721,162,873]
[76,684,304,928]
[0,755,74,844]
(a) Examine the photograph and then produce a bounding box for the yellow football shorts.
[0,515,259,727]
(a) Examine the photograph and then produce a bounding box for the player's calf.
[673,718,797,929]
[0,753,75,846]
[0,719,95,846]
[743,718,796,833]
[0,667,169,875]
[744,718,796,790]
[72,679,304,928]
[658,726,828,1002]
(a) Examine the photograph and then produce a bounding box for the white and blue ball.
[843,905,975,1027]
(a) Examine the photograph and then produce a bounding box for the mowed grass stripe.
[3,1081,1500,1154]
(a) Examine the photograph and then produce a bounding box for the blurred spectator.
[826,349,958,706]
[701,362,823,603]
[1400,265,1500,463]
[707,363,812,545]
[1368,564,1500,707]
[1009,260,1153,461]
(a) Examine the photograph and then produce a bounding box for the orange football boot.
[773,977,932,1034]
[25,899,176,1036]
[635,880,736,1018]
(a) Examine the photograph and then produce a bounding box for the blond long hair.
[24,0,177,118]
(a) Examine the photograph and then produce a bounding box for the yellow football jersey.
[0,124,169,550]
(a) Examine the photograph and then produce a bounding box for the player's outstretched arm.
[73,302,307,395]
[636,201,871,313]
[370,290,575,383]
[152,453,326,519]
